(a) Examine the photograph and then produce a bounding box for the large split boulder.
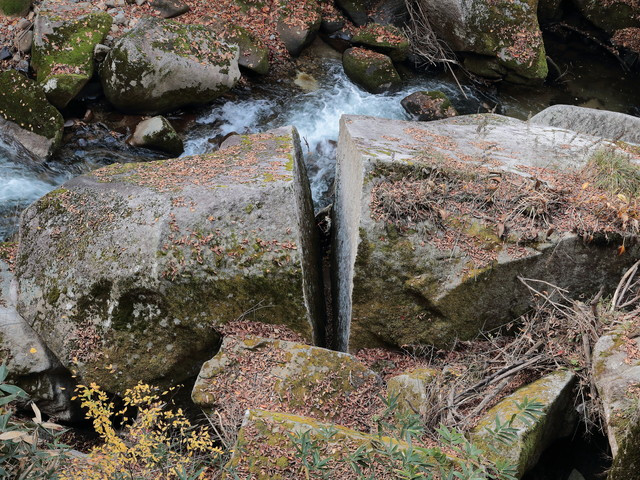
[343,47,401,93]
[593,325,640,479]
[0,70,63,160]
[470,371,577,478]
[100,17,241,114]
[32,11,112,109]
[331,114,640,352]
[530,105,640,146]
[571,0,640,33]
[192,335,381,430]
[418,0,547,83]
[0,250,77,420]
[15,126,325,393]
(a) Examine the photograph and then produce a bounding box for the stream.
[1,34,639,241]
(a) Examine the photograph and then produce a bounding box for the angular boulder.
[192,335,381,430]
[15,126,325,393]
[0,70,63,160]
[276,0,322,56]
[343,47,401,93]
[387,367,437,416]
[352,23,409,62]
[100,17,240,114]
[401,90,457,121]
[470,371,577,478]
[418,0,547,83]
[1,251,77,420]
[130,116,183,156]
[593,327,640,479]
[530,105,640,146]
[32,11,112,109]
[571,0,640,33]
[331,114,640,351]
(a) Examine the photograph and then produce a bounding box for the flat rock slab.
[470,370,577,478]
[15,126,323,393]
[332,114,640,351]
[192,335,381,430]
[593,327,640,479]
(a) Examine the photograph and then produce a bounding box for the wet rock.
[0,0,31,17]
[323,28,352,53]
[571,0,640,34]
[401,90,457,121]
[0,70,63,160]
[342,47,401,93]
[32,11,112,109]
[386,367,437,416]
[369,0,409,27]
[593,327,640,479]
[417,0,547,83]
[149,0,189,18]
[276,0,322,56]
[470,371,577,478]
[538,0,564,23]
[0,256,77,421]
[15,126,325,394]
[93,43,110,62]
[530,105,640,146]
[331,114,640,351]
[100,17,240,114]
[463,53,507,79]
[335,0,374,26]
[351,23,409,61]
[192,335,380,427]
[130,115,183,156]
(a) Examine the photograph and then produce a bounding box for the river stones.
[343,47,401,93]
[0,70,63,160]
[571,0,640,33]
[351,23,409,61]
[593,326,640,479]
[100,17,240,114]
[331,114,640,352]
[31,11,112,109]
[276,0,322,57]
[15,126,325,393]
[130,116,183,156]
[531,105,640,146]
[192,335,381,428]
[416,0,547,83]
[0,0,30,17]
[470,371,577,478]
[401,91,457,121]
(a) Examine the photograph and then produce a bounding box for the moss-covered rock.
[400,90,457,121]
[15,127,325,394]
[470,371,577,478]
[130,116,183,156]
[343,47,401,94]
[593,328,640,479]
[0,70,63,160]
[387,367,438,416]
[31,12,112,109]
[0,0,30,16]
[192,335,381,428]
[276,0,321,56]
[207,18,270,75]
[572,0,640,33]
[100,17,240,114]
[352,23,409,61]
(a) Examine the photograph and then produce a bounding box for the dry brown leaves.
[0,242,17,272]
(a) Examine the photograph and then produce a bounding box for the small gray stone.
[16,30,33,53]
[130,115,183,156]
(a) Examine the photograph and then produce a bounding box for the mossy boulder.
[352,23,409,61]
[387,367,438,416]
[418,0,547,83]
[208,18,270,75]
[343,47,401,93]
[0,70,63,160]
[572,0,640,33]
[15,127,325,394]
[192,335,381,429]
[331,114,640,352]
[32,12,112,109]
[470,371,577,478]
[130,116,183,156]
[100,17,241,114]
[400,90,457,121]
[0,0,30,17]
[276,0,322,56]
[335,0,374,25]
[593,328,640,479]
